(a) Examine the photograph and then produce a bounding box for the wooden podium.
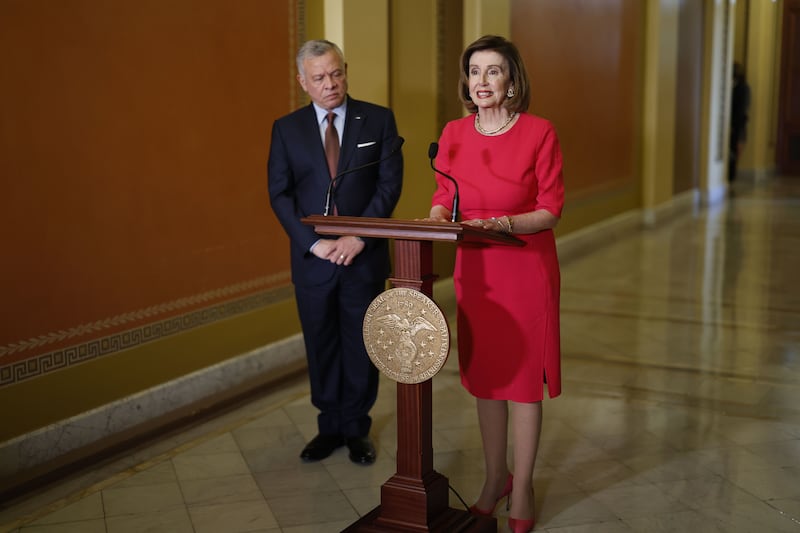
[302,215,522,532]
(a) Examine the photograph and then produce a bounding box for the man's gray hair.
[296,40,345,76]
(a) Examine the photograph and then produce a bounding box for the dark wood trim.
[302,215,524,245]
[777,0,800,174]
[306,216,501,532]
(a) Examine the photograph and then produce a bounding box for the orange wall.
[511,0,644,217]
[1,1,293,372]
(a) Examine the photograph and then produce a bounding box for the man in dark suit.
[267,40,403,465]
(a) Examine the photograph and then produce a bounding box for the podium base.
[342,506,496,532]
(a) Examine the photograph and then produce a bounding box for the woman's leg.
[474,398,512,510]
[509,400,543,520]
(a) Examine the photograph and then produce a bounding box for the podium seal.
[363,288,450,384]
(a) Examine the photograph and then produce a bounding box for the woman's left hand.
[463,218,487,228]
[464,217,506,232]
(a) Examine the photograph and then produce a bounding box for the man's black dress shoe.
[300,434,344,462]
[346,436,376,465]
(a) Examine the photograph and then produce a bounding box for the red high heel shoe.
[469,473,513,516]
[508,517,535,533]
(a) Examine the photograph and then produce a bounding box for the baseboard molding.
[642,188,698,227]
[557,189,698,263]
[556,209,643,263]
[0,334,307,501]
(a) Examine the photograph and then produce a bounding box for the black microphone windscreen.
[428,142,439,159]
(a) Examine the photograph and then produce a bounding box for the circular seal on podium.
[363,287,450,384]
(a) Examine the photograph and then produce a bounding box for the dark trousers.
[294,273,382,438]
[729,131,741,183]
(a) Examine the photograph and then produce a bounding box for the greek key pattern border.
[0,281,293,388]
[1,274,289,358]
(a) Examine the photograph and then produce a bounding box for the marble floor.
[2,177,799,532]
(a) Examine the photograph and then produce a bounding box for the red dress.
[432,113,564,402]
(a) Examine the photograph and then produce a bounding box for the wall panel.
[674,0,704,194]
[510,0,645,228]
[0,1,294,393]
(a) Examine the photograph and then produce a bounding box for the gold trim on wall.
[0,279,292,387]
[291,0,303,110]
[292,0,308,110]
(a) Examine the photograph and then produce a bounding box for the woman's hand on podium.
[424,205,452,222]
[463,216,512,233]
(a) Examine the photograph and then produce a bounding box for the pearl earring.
[507,87,515,98]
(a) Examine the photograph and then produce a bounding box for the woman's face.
[467,50,511,111]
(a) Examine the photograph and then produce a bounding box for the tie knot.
[327,112,336,125]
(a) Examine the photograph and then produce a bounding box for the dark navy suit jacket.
[267,97,403,287]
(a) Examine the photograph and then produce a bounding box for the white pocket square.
[357,141,377,148]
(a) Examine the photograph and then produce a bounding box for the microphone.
[428,142,459,222]
[323,136,404,216]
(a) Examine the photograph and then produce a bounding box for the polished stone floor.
[2,177,799,532]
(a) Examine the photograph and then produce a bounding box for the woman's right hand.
[426,205,452,222]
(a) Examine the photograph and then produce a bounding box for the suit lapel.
[298,104,330,179]
[340,98,365,171]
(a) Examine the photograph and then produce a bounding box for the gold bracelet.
[506,215,514,234]
[492,216,509,233]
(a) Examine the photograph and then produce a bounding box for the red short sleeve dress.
[431,112,564,402]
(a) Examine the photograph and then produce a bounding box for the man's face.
[297,50,348,111]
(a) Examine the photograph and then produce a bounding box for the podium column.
[300,217,514,532]
[344,238,493,532]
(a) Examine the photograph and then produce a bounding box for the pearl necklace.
[475,112,516,135]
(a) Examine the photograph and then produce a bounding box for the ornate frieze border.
[0,277,292,388]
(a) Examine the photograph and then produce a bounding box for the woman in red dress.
[428,35,564,533]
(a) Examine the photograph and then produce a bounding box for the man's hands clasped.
[312,235,365,266]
